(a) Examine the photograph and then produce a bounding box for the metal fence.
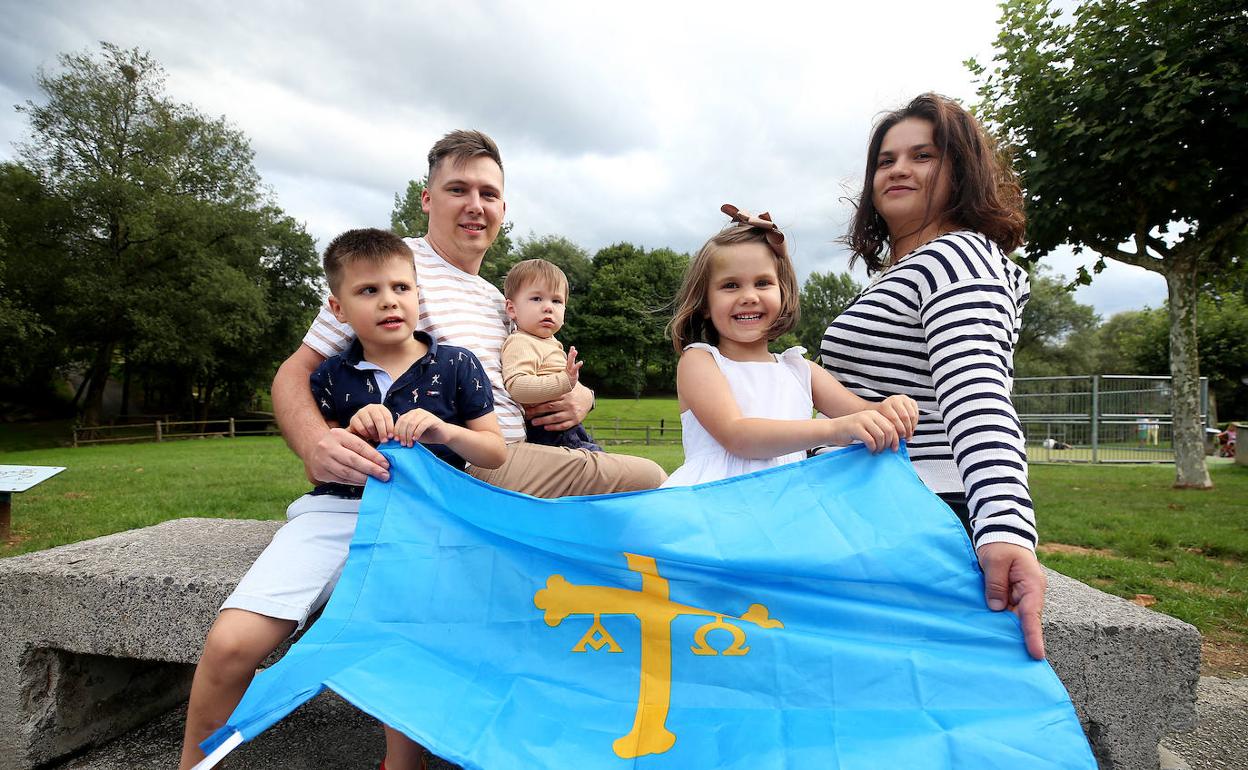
[1012,375,1208,463]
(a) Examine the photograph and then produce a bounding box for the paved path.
[1162,676,1248,770]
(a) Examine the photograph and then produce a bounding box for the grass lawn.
[0,418,76,451]
[2,437,1244,673]
[1,438,309,555]
[587,396,680,423]
[1030,462,1248,673]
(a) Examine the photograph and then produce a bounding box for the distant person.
[270,130,664,501]
[660,204,917,487]
[179,228,506,770]
[820,93,1047,659]
[500,258,601,451]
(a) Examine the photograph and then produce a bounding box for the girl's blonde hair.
[667,222,800,354]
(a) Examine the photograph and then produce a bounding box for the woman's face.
[871,117,952,235]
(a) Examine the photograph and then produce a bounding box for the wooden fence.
[72,418,280,447]
[582,417,681,446]
[70,416,680,447]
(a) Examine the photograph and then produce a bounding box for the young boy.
[500,259,600,452]
[179,228,505,770]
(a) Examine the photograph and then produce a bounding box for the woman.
[821,93,1047,659]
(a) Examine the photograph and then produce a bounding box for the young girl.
[661,204,918,487]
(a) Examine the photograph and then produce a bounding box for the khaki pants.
[467,442,666,498]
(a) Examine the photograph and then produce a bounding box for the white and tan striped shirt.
[303,237,526,443]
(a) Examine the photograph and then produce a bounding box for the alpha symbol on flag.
[534,553,783,759]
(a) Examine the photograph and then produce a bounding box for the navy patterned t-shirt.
[308,331,494,497]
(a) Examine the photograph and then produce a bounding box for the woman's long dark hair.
[845,93,1025,272]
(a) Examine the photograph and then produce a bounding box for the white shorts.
[220,494,361,630]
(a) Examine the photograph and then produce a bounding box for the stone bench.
[0,518,1200,770]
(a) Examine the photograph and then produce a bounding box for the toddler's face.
[506,280,567,339]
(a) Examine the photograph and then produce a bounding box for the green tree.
[0,162,73,407]
[973,0,1248,487]
[390,176,514,286]
[1195,295,1248,420]
[390,178,430,238]
[796,271,861,357]
[126,207,320,419]
[14,44,320,423]
[577,243,687,396]
[1086,309,1164,376]
[1096,299,1248,421]
[508,234,597,345]
[512,234,595,296]
[1013,266,1100,376]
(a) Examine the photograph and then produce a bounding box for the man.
[273,130,664,513]
[270,130,664,770]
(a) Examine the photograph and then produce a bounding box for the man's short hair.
[427,130,504,183]
[323,228,414,294]
[503,259,568,300]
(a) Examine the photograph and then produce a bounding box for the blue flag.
[202,444,1094,769]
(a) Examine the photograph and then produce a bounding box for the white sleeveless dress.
[661,344,814,487]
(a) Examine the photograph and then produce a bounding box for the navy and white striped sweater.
[820,231,1036,551]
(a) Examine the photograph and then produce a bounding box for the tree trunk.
[1166,258,1212,488]
[71,370,91,408]
[199,381,214,428]
[120,352,131,417]
[80,341,116,427]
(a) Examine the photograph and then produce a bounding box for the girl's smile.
[705,242,782,362]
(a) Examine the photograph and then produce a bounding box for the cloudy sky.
[0,0,1167,317]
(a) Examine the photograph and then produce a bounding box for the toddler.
[501,258,600,451]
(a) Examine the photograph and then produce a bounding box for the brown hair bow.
[721,203,788,261]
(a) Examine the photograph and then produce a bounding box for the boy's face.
[505,280,566,340]
[328,256,420,351]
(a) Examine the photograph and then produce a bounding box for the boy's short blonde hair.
[503,259,569,300]
[323,228,414,294]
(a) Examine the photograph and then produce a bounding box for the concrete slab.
[0,519,282,769]
[1043,570,1202,769]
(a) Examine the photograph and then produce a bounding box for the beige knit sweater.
[500,331,573,405]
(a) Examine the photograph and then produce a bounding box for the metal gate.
[1010,375,1209,463]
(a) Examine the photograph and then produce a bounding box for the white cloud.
[0,0,1168,315]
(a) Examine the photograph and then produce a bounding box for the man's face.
[422,155,505,271]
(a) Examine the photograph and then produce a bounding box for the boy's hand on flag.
[395,408,453,447]
[348,404,396,444]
